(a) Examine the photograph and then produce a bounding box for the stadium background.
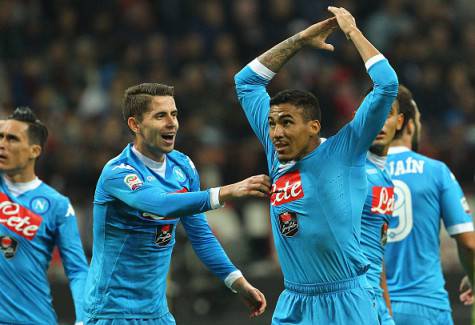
[0,0,474,324]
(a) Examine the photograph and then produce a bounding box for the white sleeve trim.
[447,222,475,236]
[224,270,244,293]
[209,187,224,209]
[249,59,276,80]
[365,54,385,71]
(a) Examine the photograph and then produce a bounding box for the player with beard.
[359,86,415,325]
[234,6,398,324]
[84,83,270,324]
[384,87,475,324]
[0,107,88,325]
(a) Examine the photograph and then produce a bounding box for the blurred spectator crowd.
[0,0,474,266]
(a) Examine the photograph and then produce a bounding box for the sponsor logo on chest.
[271,171,304,206]
[0,235,18,259]
[371,186,394,215]
[278,211,299,237]
[155,224,174,246]
[0,193,43,240]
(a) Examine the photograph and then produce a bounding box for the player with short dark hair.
[84,82,270,324]
[234,6,398,324]
[0,107,88,325]
[384,88,475,325]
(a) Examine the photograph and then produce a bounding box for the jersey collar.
[388,146,411,154]
[367,151,387,170]
[2,175,42,197]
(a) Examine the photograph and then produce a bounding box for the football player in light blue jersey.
[84,83,270,324]
[0,107,88,325]
[384,87,475,325]
[360,86,417,325]
[234,6,398,324]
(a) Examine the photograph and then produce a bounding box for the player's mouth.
[161,133,176,146]
[375,131,386,140]
[0,153,8,162]
[274,141,289,153]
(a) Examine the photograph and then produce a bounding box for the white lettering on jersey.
[388,180,413,242]
[388,157,425,176]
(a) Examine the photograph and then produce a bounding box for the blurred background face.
[268,104,319,162]
[370,102,403,155]
[135,96,179,159]
[0,120,36,173]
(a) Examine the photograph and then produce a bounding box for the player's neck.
[390,137,411,150]
[4,167,37,183]
[133,142,165,163]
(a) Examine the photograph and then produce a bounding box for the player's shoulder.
[34,181,69,202]
[167,150,197,172]
[30,181,71,215]
[102,146,141,175]
[410,152,448,172]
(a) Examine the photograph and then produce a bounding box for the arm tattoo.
[257,33,304,73]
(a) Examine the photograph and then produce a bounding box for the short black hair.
[394,84,416,139]
[270,89,321,122]
[122,83,174,133]
[7,107,48,149]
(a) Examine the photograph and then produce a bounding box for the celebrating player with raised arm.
[384,88,475,325]
[0,107,88,325]
[84,83,269,324]
[234,6,398,324]
[360,86,416,325]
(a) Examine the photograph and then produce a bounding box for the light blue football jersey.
[385,146,474,311]
[84,144,238,319]
[234,57,398,285]
[0,176,88,324]
[361,155,394,294]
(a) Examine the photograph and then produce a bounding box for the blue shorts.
[84,313,176,325]
[375,293,395,325]
[272,275,379,325]
[391,301,453,325]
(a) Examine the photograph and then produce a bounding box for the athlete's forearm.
[347,28,380,64]
[457,242,474,284]
[257,33,305,73]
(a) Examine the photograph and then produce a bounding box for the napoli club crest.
[155,224,174,246]
[0,235,18,259]
[278,211,298,237]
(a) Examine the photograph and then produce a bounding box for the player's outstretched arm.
[327,6,379,63]
[327,6,398,159]
[231,277,267,318]
[219,174,271,202]
[102,167,271,220]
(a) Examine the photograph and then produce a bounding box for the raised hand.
[219,174,271,202]
[327,6,359,39]
[231,277,267,318]
[299,17,338,51]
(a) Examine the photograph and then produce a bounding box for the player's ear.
[309,119,321,137]
[406,119,415,136]
[396,113,404,132]
[128,117,140,134]
[30,144,41,160]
